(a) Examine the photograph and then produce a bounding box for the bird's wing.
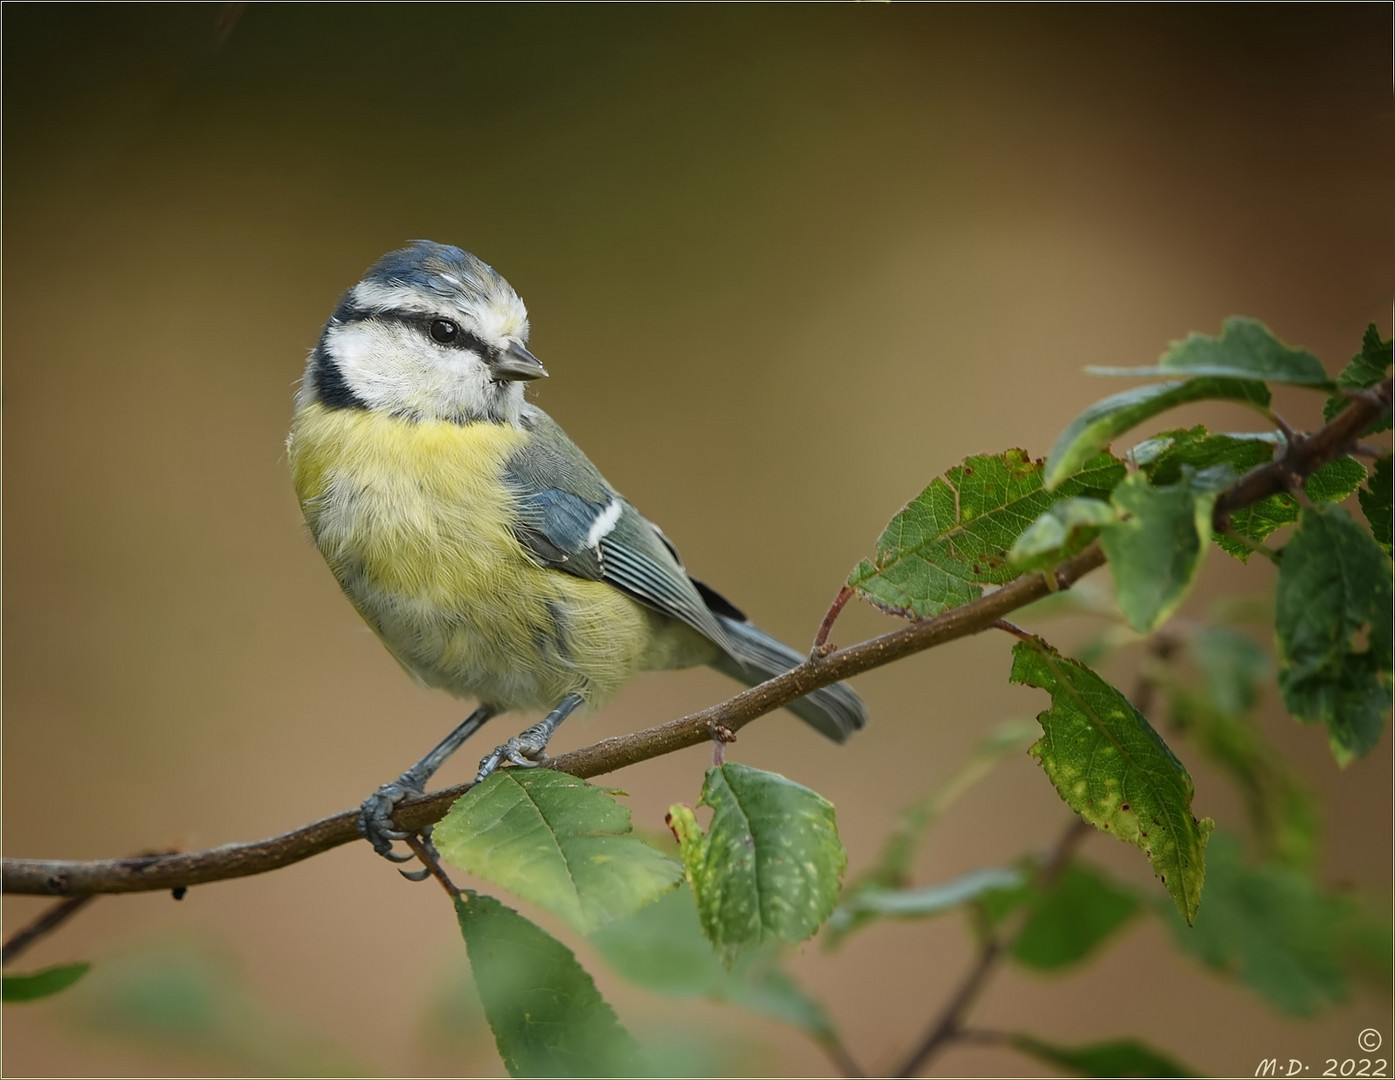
[503,407,734,650]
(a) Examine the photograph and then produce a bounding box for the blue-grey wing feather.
[505,408,733,649]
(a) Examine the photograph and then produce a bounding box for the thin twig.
[991,619,1033,642]
[812,585,854,655]
[893,642,1175,1077]
[4,377,1388,900]
[816,1031,868,1079]
[891,816,1092,1077]
[2,546,1106,898]
[2,896,97,966]
[404,835,460,900]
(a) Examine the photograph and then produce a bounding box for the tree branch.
[4,377,1387,899]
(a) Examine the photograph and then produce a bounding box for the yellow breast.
[287,402,655,710]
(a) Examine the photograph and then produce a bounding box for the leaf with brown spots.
[849,449,1124,620]
[1010,638,1213,924]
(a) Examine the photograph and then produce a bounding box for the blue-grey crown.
[333,240,516,321]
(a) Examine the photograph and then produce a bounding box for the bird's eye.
[429,319,460,344]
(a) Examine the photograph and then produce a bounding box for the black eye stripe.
[427,321,493,356]
[336,305,496,357]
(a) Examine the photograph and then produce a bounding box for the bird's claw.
[357,778,424,859]
[475,735,548,783]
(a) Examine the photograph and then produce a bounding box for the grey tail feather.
[709,614,867,743]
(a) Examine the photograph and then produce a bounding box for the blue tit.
[287,240,866,863]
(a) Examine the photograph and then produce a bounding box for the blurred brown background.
[3,4,1391,1076]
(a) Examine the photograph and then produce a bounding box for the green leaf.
[670,764,846,964]
[66,943,367,1075]
[1045,378,1270,490]
[1191,625,1271,714]
[1009,497,1116,572]
[1011,1034,1200,1077]
[1359,456,1391,553]
[1160,832,1352,1015]
[1090,317,1332,387]
[3,962,90,1002]
[1218,454,1368,562]
[1010,638,1212,923]
[1009,864,1141,970]
[435,770,683,935]
[1169,687,1318,869]
[1305,454,1369,502]
[975,863,1142,970]
[1275,504,1393,764]
[590,886,837,1043]
[1098,467,1228,633]
[850,449,1124,619]
[454,890,642,1077]
[1324,324,1392,433]
[1132,425,1277,484]
[833,867,1027,928]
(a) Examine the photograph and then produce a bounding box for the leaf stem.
[812,585,854,656]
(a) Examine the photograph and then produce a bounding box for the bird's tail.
[709,613,868,743]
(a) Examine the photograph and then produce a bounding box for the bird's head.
[300,240,546,425]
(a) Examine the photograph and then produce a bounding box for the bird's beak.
[492,341,548,382]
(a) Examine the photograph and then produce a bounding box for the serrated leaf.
[1324,324,1392,433]
[1009,497,1117,571]
[1218,454,1368,562]
[454,891,641,1077]
[670,764,845,964]
[1134,425,1277,484]
[1275,504,1393,763]
[1159,832,1353,1015]
[3,962,91,1002]
[1099,467,1228,633]
[1045,378,1271,490]
[1359,456,1391,553]
[849,449,1124,619]
[1011,1034,1200,1077]
[590,886,837,1042]
[1010,638,1212,923]
[1090,317,1332,387]
[435,770,683,935]
[1304,454,1369,502]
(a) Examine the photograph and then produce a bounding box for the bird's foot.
[474,693,585,784]
[474,729,551,784]
[357,774,433,868]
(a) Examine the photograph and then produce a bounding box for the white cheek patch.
[586,499,624,548]
[322,321,522,425]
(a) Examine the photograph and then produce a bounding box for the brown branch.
[2,548,1102,898]
[1211,377,1390,528]
[4,376,1387,900]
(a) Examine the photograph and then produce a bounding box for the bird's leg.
[358,704,497,863]
[475,694,584,783]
